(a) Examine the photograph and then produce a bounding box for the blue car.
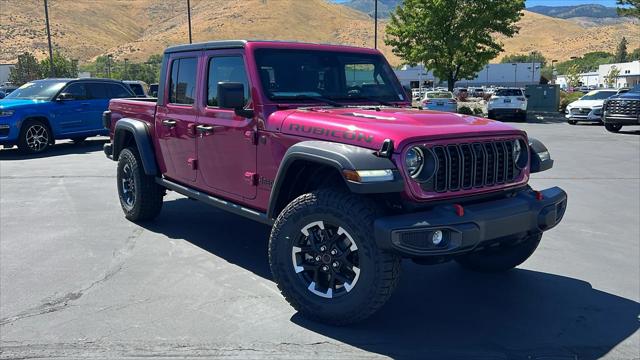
[421,91,458,113]
[0,78,134,153]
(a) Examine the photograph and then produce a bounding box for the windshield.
[254,49,407,104]
[426,92,453,99]
[5,80,67,100]
[580,90,617,100]
[629,84,640,93]
[495,89,522,97]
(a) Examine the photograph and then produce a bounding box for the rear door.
[155,55,199,183]
[196,51,257,199]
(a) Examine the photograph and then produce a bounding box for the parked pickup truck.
[103,40,567,325]
[0,78,134,153]
[602,84,639,133]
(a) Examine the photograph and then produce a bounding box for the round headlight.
[405,147,424,178]
[513,139,528,169]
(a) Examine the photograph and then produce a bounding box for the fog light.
[432,230,444,245]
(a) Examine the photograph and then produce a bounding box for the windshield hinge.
[375,139,394,158]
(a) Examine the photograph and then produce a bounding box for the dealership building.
[394,62,543,89]
[556,60,640,89]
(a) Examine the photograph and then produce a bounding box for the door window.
[63,83,88,100]
[169,58,198,105]
[86,83,109,99]
[206,56,250,107]
[106,83,133,98]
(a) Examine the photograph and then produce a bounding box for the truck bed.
[107,98,157,138]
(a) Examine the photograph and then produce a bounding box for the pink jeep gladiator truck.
[103,40,567,325]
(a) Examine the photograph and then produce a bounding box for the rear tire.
[117,147,164,221]
[455,233,542,273]
[568,120,577,125]
[18,119,51,154]
[605,123,622,133]
[269,190,401,325]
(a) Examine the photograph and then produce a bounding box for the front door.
[156,56,199,183]
[197,53,257,199]
[54,82,90,133]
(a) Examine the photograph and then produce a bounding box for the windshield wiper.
[270,94,344,107]
[341,96,400,108]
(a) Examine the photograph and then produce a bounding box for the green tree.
[629,48,640,61]
[617,0,640,18]
[501,51,547,67]
[604,66,621,87]
[8,52,41,85]
[39,51,78,78]
[565,64,582,89]
[614,37,628,63]
[385,0,525,91]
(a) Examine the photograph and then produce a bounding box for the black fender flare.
[267,141,404,219]
[529,137,553,173]
[112,118,158,176]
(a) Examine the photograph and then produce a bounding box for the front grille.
[0,125,9,137]
[428,140,519,193]
[605,99,640,116]
[571,108,591,115]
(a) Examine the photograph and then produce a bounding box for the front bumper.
[566,109,602,122]
[603,113,640,126]
[374,187,567,257]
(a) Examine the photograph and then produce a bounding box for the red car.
[103,40,566,325]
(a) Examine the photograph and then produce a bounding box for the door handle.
[196,125,214,134]
[162,119,177,128]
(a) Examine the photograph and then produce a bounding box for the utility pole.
[107,54,113,79]
[187,0,192,44]
[124,58,129,80]
[512,63,517,87]
[374,0,378,49]
[551,59,558,85]
[44,0,55,77]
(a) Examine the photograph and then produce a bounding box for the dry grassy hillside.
[0,1,637,67]
[496,10,640,62]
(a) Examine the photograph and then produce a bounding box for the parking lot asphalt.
[1,121,639,359]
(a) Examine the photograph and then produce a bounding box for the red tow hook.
[535,191,544,201]
[453,204,464,217]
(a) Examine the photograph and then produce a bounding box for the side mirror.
[56,93,75,101]
[217,82,254,118]
[529,137,553,173]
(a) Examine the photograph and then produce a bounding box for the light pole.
[44,0,55,77]
[512,63,517,87]
[551,59,558,84]
[374,0,378,49]
[124,58,129,80]
[187,0,192,44]
[107,54,113,79]
[485,65,489,86]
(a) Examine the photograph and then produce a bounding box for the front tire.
[455,233,542,272]
[117,147,164,221]
[18,119,51,154]
[269,190,401,325]
[605,123,622,133]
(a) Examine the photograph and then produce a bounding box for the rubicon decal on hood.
[289,123,373,143]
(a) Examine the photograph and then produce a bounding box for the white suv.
[487,88,528,121]
[565,89,618,125]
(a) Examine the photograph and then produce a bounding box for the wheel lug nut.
[321,265,329,271]
[332,261,339,268]
[330,249,337,255]
[315,256,321,262]
[320,245,327,252]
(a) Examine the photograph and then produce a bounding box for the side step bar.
[156,177,274,225]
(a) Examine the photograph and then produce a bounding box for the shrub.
[560,91,583,112]
[473,107,484,116]
[458,106,474,115]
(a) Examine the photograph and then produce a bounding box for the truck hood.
[279,107,524,151]
[0,98,49,110]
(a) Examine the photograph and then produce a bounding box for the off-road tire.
[117,147,164,221]
[269,190,401,325]
[18,119,52,154]
[455,233,542,273]
[568,120,577,125]
[605,123,622,133]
